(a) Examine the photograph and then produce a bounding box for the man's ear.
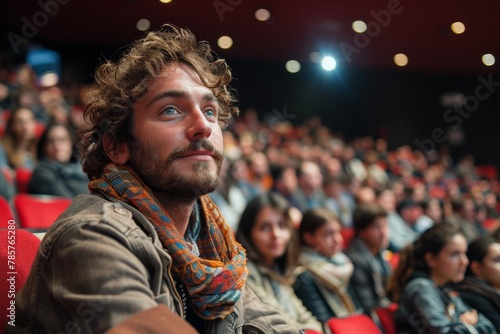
[103,133,129,164]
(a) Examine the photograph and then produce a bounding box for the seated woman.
[236,192,324,333]
[0,107,37,170]
[28,123,89,198]
[453,237,500,333]
[388,222,495,333]
[293,208,359,323]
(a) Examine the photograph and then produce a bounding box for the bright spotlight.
[321,56,336,71]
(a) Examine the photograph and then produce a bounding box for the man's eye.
[162,107,177,115]
[205,109,217,118]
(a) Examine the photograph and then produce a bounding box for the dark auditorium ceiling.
[1,0,500,74]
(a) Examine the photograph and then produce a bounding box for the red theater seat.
[15,168,33,194]
[326,314,382,334]
[374,303,399,334]
[0,229,40,330]
[0,196,16,228]
[14,194,71,230]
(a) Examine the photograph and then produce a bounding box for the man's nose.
[187,109,212,140]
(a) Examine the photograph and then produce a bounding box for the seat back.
[327,314,382,334]
[15,168,33,193]
[0,229,41,330]
[340,227,355,250]
[374,303,398,334]
[0,196,16,228]
[14,194,72,229]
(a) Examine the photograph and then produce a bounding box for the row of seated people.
[0,113,89,200]
[3,192,499,333]
[0,118,87,228]
[2,102,499,245]
[234,193,500,333]
[0,227,382,334]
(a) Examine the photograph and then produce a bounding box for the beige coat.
[245,261,324,333]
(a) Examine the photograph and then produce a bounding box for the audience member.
[13,24,300,333]
[236,193,324,333]
[346,203,392,314]
[323,175,355,227]
[209,158,247,231]
[294,208,359,322]
[377,188,417,252]
[230,158,260,201]
[0,107,37,170]
[291,160,326,212]
[446,198,488,242]
[270,165,301,209]
[28,123,89,198]
[389,223,495,333]
[247,151,273,192]
[354,186,376,205]
[453,237,500,332]
[422,197,445,225]
[397,198,433,234]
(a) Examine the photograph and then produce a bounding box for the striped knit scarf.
[89,163,248,320]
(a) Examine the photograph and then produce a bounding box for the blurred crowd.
[2,62,500,333]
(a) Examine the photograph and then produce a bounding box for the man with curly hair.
[11,25,303,334]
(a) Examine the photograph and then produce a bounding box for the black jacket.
[453,275,500,333]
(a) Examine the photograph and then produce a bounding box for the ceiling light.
[136,19,151,32]
[451,22,465,34]
[255,8,271,22]
[217,36,233,49]
[285,60,301,73]
[159,0,172,3]
[482,53,495,66]
[321,56,336,71]
[352,20,367,33]
[394,53,409,66]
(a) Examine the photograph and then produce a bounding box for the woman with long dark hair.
[236,193,323,333]
[388,223,495,333]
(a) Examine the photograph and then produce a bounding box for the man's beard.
[127,139,224,203]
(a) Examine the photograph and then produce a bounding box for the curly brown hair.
[80,24,239,180]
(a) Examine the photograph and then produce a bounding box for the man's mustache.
[167,140,224,162]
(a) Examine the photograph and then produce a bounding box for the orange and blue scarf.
[89,163,248,320]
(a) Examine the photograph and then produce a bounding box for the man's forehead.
[140,64,217,102]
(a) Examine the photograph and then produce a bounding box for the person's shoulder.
[30,160,57,175]
[346,237,368,259]
[404,276,436,292]
[47,195,137,239]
